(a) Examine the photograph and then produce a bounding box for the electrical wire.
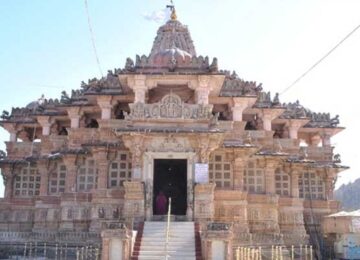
[84,0,104,77]
[280,23,360,95]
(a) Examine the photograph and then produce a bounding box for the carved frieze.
[126,94,213,120]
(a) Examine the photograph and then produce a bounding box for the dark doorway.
[153,159,187,216]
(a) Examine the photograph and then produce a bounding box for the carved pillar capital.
[287,119,307,139]
[37,116,55,136]
[66,107,83,129]
[122,134,146,180]
[96,96,114,120]
[196,134,224,163]
[2,123,19,142]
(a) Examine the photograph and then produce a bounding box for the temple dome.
[149,19,196,59]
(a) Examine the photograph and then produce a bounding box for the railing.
[164,197,172,260]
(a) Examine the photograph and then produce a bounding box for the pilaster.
[63,155,78,192]
[38,161,49,196]
[2,166,14,199]
[92,147,109,189]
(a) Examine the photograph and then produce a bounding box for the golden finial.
[166,0,177,21]
[171,8,177,20]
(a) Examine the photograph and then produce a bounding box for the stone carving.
[126,93,213,120]
[333,153,341,163]
[255,91,281,108]
[305,112,340,128]
[124,57,135,71]
[0,150,6,160]
[220,74,262,97]
[60,91,71,104]
[1,110,10,120]
[149,135,190,152]
[280,100,307,119]
[207,222,230,231]
[98,207,105,219]
[113,207,120,219]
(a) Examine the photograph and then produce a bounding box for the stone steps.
[132,221,201,260]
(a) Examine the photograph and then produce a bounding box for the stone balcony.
[67,128,118,148]
[41,135,68,154]
[301,146,334,161]
[5,141,41,159]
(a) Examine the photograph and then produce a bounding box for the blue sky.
[1,0,360,196]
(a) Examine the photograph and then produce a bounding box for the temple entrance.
[153,159,187,216]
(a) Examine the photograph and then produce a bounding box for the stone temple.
[0,7,348,260]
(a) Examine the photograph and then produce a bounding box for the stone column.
[38,161,49,196]
[196,76,211,104]
[97,96,113,120]
[232,97,257,122]
[265,160,277,194]
[194,183,216,222]
[93,147,109,189]
[63,155,78,192]
[122,134,145,181]
[2,166,14,199]
[288,120,306,139]
[123,181,145,220]
[321,133,332,147]
[325,172,335,200]
[2,123,18,142]
[67,107,82,129]
[259,109,285,131]
[37,116,53,136]
[233,158,246,190]
[133,75,147,103]
[290,170,300,198]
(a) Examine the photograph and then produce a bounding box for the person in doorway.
[155,191,167,215]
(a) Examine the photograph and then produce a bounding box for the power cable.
[280,23,360,95]
[84,0,104,77]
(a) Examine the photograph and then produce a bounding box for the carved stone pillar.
[101,227,132,260]
[265,160,277,194]
[259,108,285,131]
[122,134,145,181]
[123,181,145,220]
[2,123,18,142]
[2,166,14,199]
[325,174,335,200]
[321,133,332,147]
[232,97,257,122]
[133,75,147,103]
[38,161,49,196]
[37,116,53,136]
[194,183,215,222]
[233,158,245,190]
[63,155,78,192]
[67,107,82,129]
[288,119,306,139]
[93,147,109,189]
[290,170,300,198]
[97,96,113,120]
[196,76,211,104]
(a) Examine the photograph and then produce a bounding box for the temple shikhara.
[0,6,348,260]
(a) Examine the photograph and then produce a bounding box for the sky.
[0,0,359,196]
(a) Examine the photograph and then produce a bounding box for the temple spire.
[166,0,177,21]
